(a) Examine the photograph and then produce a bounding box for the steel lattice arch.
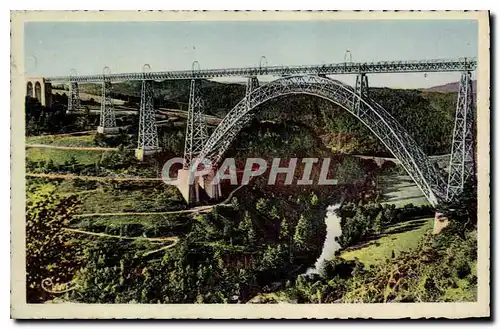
[196,75,447,206]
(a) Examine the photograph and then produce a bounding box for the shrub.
[26,185,82,302]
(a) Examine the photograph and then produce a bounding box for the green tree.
[336,157,365,184]
[239,211,256,245]
[26,185,81,302]
[259,244,287,272]
[436,180,477,236]
[293,214,312,248]
[279,217,289,240]
[269,205,280,221]
[373,211,384,234]
[255,198,269,213]
[310,193,319,206]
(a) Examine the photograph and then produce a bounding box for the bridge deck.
[45,58,477,83]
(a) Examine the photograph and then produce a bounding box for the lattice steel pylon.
[183,78,209,168]
[245,76,259,113]
[353,73,369,117]
[136,65,160,161]
[221,76,261,140]
[67,69,81,114]
[97,66,118,134]
[246,76,260,103]
[446,70,476,201]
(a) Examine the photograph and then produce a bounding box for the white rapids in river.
[306,204,343,275]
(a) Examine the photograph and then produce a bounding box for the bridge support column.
[183,79,208,168]
[446,69,476,201]
[67,69,81,114]
[176,168,200,204]
[97,67,118,135]
[175,168,221,204]
[136,68,160,161]
[354,73,369,117]
[246,76,259,99]
[234,76,260,127]
[25,78,52,107]
[198,170,222,200]
[67,81,81,114]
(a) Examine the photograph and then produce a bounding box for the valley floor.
[340,173,433,266]
[341,217,433,267]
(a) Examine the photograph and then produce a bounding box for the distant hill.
[423,80,477,93]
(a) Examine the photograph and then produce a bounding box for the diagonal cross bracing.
[446,70,476,201]
[137,79,159,153]
[183,79,209,168]
[99,79,117,129]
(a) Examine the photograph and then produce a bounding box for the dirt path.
[27,172,162,182]
[69,182,243,218]
[62,228,179,257]
[73,205,214,218]
[72,186,243,218]
[61,189,102,197]
[63,227,179,243]
[26,144,118,151]
[27,131,94,139]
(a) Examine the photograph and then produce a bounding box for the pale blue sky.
[24,20,478,88]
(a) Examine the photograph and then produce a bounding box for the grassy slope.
[340,172,433,266]
[26,147,112,165]
[377,174,429,207]
[340,217,433,267]
[26,133,118,165]
[26,134,96,147]
[77,186,185,214]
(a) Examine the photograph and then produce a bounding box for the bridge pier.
[446,69,476,201]
[67,69,81,114]
[183,78,208,167]
[97,67,118,135]
[25,77,52,107]
[198,170,222,200]
[354,73,369,117]
[176,168,221,204]
[176,169,200,204]
[67,81,81,114]
[136,67,160,161]
[433,212,450,235]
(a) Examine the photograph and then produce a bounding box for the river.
[306,204,343,275]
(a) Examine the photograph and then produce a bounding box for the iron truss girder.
[99,79,117,129]
[46,58,477,83]
[183,79,209,168]
[137,79,159,152]
[446,71,476,201]
[196,75,447,206]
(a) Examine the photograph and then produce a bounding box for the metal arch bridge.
[196,75,447,206]
[45,58,477,83]
[44,57,476,206]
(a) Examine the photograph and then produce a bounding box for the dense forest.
[24,77,478,304]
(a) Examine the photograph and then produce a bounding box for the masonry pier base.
[97,126,120,135]
[432,211,450,235]
[135,147,161,161]
[176,169,222,204]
